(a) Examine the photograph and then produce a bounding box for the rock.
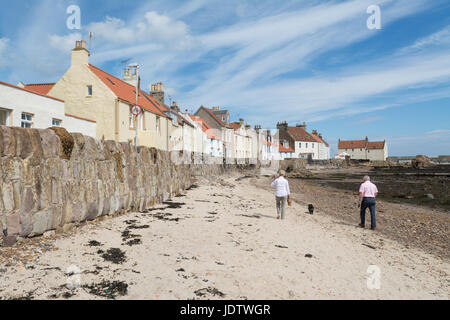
[425,194,434,200]
[0,126,16,157]
[49,127,74,160]
[411,155,431,169]
[2,235,17,247]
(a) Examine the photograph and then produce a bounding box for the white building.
[189,115,223,159]
[230,119,253,163]
[255,127,280,161]
[0,80,96,136]
[278,139,295,160]
[338,137,388,161]
[277,122,330,160]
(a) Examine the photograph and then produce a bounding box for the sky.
[0,0,449,156]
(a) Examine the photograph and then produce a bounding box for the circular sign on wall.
[131,105,142,116]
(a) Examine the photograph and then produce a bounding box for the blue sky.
[0,0,449,156]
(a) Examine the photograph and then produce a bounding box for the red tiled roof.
[88,64,165,117]
[65,113,96,123]
[279,144,294,153]
[189,115,221,140]
[338,140,367,149]
[287,127,317,143]
[229,122,241,131]
[141,91,169,114]
[23,83,55,95]
[202,107,226,127]
[367,141,385,150]
[0,80,64,102]
[311,134,329,147]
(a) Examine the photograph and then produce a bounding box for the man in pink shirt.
[358,176,378,230]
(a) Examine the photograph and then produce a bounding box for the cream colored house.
[37,40,170,150]
[338,137,388,161]
[230,119,256,163]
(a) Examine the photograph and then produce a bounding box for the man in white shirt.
[271,170,291,220]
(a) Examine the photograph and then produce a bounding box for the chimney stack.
[72,40,90,66]
[239,118,244,126]
[296,122,307,130]
[150,82,165,106]
[171,101,180,113]
[123,67,138,87]
[312,130,318,135]
[277,121,288,131]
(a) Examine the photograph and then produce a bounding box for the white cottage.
[0,80,96,136]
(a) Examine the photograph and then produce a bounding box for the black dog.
[308,204,314,215]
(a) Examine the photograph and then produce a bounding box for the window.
[306,143,308,148]
[87,85,93,96]
[21,113,33,128]
[52,119,62,127]
[129,112,134,129]
[312,143,315,148]
[299,142,301,148]
[0,108,10,125]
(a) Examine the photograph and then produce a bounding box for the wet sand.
[264,168,449,260]
[0,174,448,300]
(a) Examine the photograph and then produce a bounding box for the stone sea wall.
[0,126,242,239]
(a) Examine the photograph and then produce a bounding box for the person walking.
[358,175,378,230]
[271,170,291,220]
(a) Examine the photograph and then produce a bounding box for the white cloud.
[48,32,83,52]
[399,26,450,55]
[0,38,10,68]
[86,12,193,50]
[177,0,445,122]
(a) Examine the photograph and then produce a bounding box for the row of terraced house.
[0,40,331,163]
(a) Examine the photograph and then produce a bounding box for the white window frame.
[0,108,11,126]
[21,112,33,128]
[52,118,62,127]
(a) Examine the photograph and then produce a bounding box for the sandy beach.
[0,173,448,300]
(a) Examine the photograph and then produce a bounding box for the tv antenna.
[88,32,94,52]
[121,58,132,73]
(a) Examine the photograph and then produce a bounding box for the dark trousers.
[360,197,376,229]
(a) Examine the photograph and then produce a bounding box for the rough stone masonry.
[0,126,238,241]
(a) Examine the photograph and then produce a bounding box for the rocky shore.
[256,167,449,260]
